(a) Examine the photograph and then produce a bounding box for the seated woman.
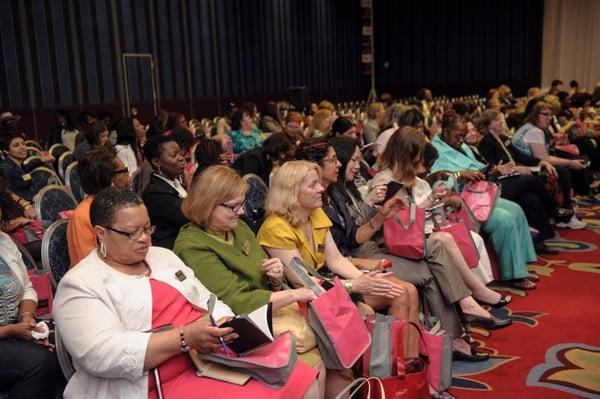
[142,135,189,250]
[511,101,588,229]
[373,126,517,292]
[374,104,405,157]
[53,187,318,399]
[0,132,54,201]
[431,110,538,290]
[229,110,264,154]
[330,117,357,140]
[73,121,111,161]
[0,175,44,260]
[114,118,145,176]
[0,226,59,398]
[174,165,350,398]
[463,118,561,252]
[475,109,576,219]
[306,109,334,138]
[232,133,291,185]
[67,148,131,266]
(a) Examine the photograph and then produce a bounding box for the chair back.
[27,146,43,157]
[241,173,268,233]
[58,151,74,180]
[41,218,70,287]
[65,161,85,202]
[22,155,43,172]
[25,139,43,151]
[30,166,62,194]
[55,327,76,380]
[11,238,39,270]
[33,185,77,223]
[49,143,69,170]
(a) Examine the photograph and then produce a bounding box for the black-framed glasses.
[539,112,553,117]
[112,167,129,175]
[220,201,246,213]
[102,225,156,240]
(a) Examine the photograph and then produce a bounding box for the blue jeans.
[0,338,59,399]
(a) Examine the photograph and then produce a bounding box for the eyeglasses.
[112,167,129,175]
[102,225,156,240]
[539,112,553,117]
[323,155,338,164]
[220,201,246,213]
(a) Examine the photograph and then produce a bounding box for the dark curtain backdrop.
[373,0,544,96]
[0,0,543,138]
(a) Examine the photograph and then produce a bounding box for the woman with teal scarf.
[430,111,537,290]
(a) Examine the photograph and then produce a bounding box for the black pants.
[499,174,555,240]
[0,339,60,399]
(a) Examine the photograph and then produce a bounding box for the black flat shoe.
[452,348,490,362]
[478,295,512,308]
[555,208,574,223]
[463,313,513,330]
[534,241,559,255]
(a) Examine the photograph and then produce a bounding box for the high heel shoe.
[452,347,490,362]
[463,313,512,330]
[478,295,512,308]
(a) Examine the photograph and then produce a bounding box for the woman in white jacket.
[53,187,317,399]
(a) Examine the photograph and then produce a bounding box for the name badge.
[22,173,32,181]
[175,270,187,281]
[242,240,251,256]
[317,244,326,253]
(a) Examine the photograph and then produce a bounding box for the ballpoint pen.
[207,294,230,356]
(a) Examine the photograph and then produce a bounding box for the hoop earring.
[99,240,107,257]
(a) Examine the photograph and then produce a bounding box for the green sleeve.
[175,240,272,315]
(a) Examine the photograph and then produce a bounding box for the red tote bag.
[459,181,500,224]
[384,200,427,260]
[27,269,53,317]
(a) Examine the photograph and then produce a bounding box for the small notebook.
[222,303,274,355]
[189,350,251,385]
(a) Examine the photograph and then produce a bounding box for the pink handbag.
[290,258,371,369]
[383,199,427,260]
[432,213,480,269]
[458,180,500,224]
[27,269,53,317]
[200,331,297,387]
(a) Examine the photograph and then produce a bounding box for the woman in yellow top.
[257,160,419,357]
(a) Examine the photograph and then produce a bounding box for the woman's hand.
[14,217,33,227]
[457,170,484,181]
[366,185,387,206]
[380,196,405,216]
[185,317,238,353]
[22,206,37,219]
[10,319,37,341]
[292,287,317,303]
[41,154,55,163]
[568,159,586,170]
[496,161,515,175]
[539,160,557,176]
[514,165,532,175]
[351,271,405,298]
[261,258,285,282]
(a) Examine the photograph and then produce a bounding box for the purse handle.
[289,257,327,297]
[334,376,386,399]
[391,197,416,229]
[396,321,430,379]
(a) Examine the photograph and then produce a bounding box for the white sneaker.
[556,215,587,230]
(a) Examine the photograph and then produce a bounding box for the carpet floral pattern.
[449,195,600,398]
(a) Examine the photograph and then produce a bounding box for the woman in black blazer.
[142,135,188,249]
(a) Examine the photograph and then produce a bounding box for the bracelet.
[179,326,190,352]
[18,311,34,321]
[343,280,353,294]
[23,204,32,210]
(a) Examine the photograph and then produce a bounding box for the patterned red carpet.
[449,195,600,399]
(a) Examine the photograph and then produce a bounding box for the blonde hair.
[181,165,248,228]
[318,100,335,112]
[367,102,384,119]
[265,160,321,226]
[311,109,333,133]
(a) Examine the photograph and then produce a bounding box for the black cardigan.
[141,174,189,250]
[478,133,541,167]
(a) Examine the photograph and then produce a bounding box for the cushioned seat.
[41,218,70,287]
[242,173,268,233]
[33,185,77,223]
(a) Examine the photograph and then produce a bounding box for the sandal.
[527,272,540,282]
[505,278,536,291]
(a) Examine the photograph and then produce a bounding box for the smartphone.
[384,181,404,202]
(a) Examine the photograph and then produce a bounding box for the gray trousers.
[354,238,471,337]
